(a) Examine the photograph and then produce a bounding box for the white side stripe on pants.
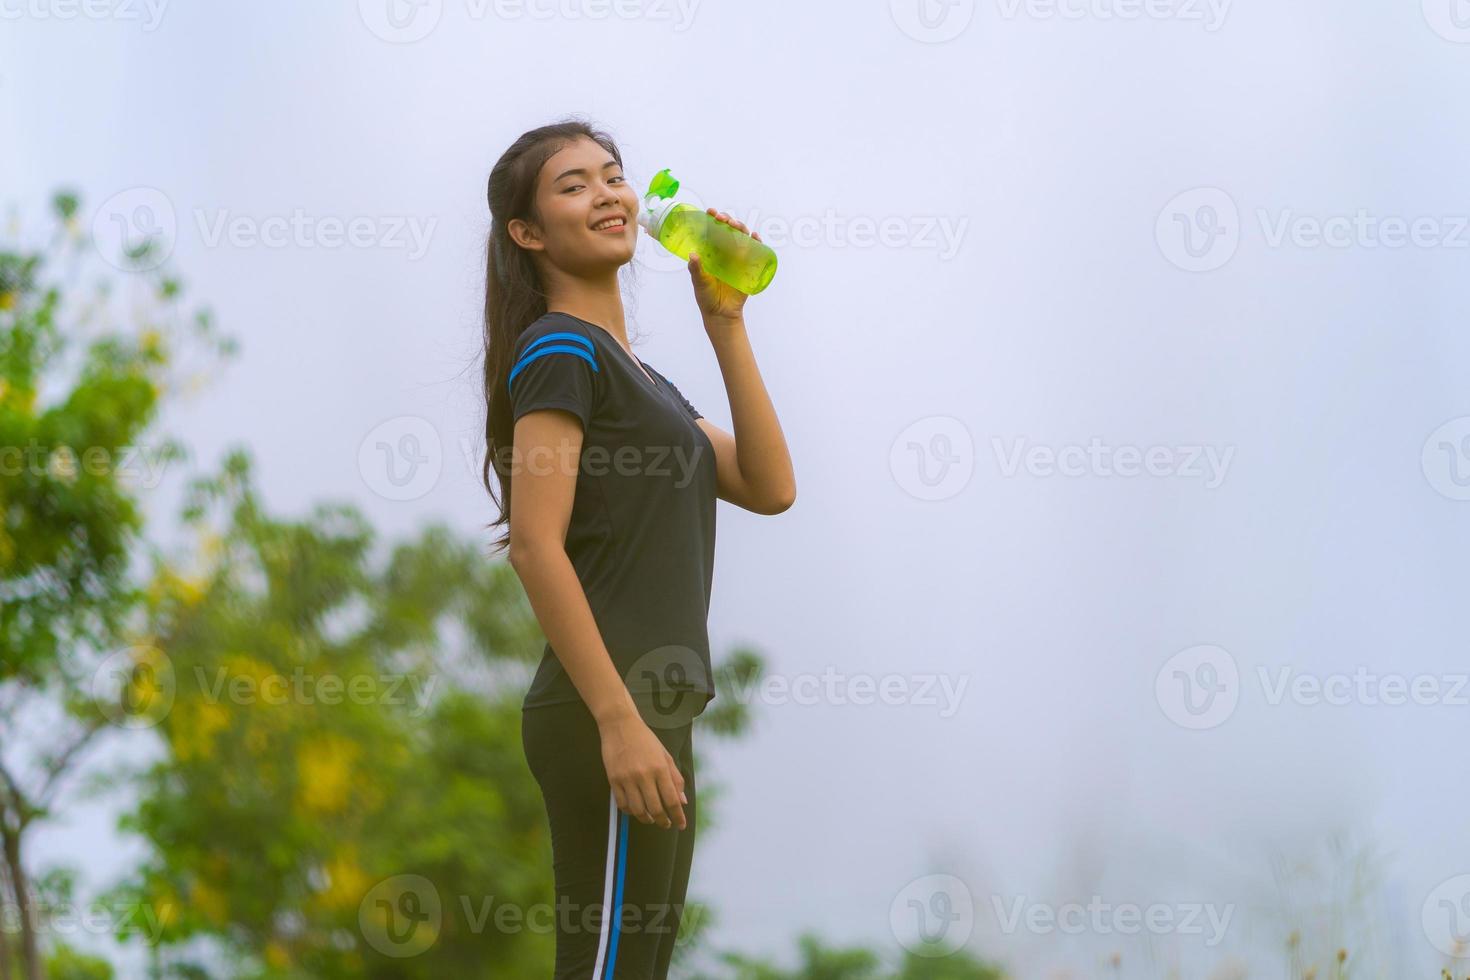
[591,790,628,978]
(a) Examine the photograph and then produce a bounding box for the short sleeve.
[507,322,600,429]
[647,365,702,421]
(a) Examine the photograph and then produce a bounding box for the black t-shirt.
[508,311,718,719]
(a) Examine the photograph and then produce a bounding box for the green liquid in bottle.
[655,203,778,295]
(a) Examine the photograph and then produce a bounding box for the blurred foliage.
[694,932,1006,980]
[0,188,231,980]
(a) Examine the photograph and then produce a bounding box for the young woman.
[480,118,796,979]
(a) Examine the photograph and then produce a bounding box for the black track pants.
[521,698,698,980]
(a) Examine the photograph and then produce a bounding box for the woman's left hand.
[688,208,761,324]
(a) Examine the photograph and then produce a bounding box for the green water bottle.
[637,168,778,295]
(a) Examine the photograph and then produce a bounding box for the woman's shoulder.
[517,311,593,345]
[512,313,603,365]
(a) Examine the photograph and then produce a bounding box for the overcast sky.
[7,1,1470,976]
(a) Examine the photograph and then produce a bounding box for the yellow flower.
[264,940,291,969]
[173,699,231,762]
[190,880,229,926]
[297,734,359,814]
[319,848,371,912]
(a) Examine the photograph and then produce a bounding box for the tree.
[693,931,1007,980]
[99,447,765,977]
[0,192,232,980]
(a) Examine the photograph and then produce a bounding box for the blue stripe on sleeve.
[507,334,600,393]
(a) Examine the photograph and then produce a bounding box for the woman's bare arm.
[507,408,686,829]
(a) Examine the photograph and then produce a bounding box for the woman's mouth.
[592,216,627,233]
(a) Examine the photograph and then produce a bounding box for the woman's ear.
[507,217,544,253]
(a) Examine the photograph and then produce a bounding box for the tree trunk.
[0,851,14,980]
[0,829,40,980]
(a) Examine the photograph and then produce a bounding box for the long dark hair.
[480,117,626,557]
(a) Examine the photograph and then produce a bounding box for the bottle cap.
[647,168,680,200]
[638,168,681,239]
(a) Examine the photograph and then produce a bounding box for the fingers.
[613,772,687,830]
[705,207,761,241]
[637,771,673,828]
[657,759,687,830]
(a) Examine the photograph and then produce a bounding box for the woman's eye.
[563,185,584,193]
[610,175,625,183]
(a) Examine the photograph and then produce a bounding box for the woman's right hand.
[598,710,687,830]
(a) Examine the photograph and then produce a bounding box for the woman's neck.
[544,274,629,346]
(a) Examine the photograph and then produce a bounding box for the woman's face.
[513,136,640,278]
